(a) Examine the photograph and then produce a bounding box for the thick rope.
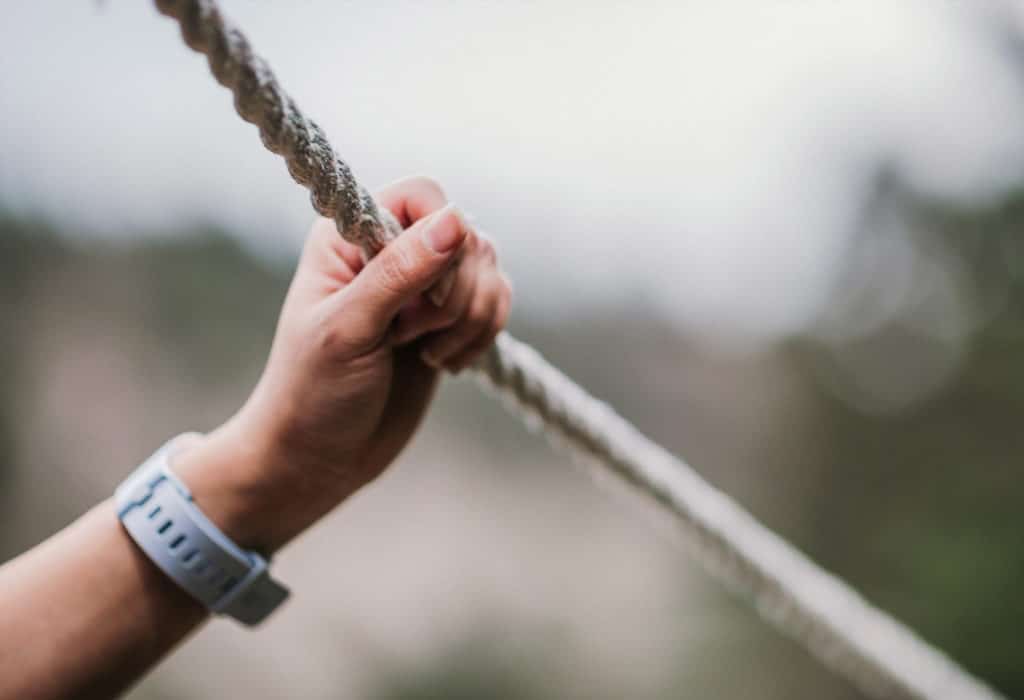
[153,2,1001,698]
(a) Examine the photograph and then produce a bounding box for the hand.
[173,177,512,553]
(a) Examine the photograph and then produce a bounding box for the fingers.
[419,264,512,372]
[300,217,367,286]
[443,280,511,371]
[307,176,451,282]
[391,229,511,373]
[327,204,469,350]
[391,248,478,345]
[376,176,449,227]
[377,175,458,307]
[313,175,512,362]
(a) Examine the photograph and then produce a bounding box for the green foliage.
[1,187,1023,697]
[791,187,1024,698]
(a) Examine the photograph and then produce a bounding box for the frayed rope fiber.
[152,2,1001,698]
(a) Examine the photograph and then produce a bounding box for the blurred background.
[2,1,1024,698]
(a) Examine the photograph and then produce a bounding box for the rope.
[152,2,1002,698]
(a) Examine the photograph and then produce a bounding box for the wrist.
[170,423,293,554]
[115,436,291,625]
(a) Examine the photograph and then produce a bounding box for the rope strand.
[153,2,1002,697]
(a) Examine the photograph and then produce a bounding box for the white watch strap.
[115,435,289,626]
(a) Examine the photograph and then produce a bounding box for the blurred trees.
[0,190,1022,698]
[795,184,1024,696]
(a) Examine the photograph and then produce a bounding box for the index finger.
[376,176,450,228]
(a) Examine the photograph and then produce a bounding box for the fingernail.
[422,203,466,253]
[421,349,442,369]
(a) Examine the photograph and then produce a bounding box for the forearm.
[0,411,351,699]
[0,420,352,700]
[0,500,207,700]
[0,177,509,699]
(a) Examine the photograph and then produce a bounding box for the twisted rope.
[153,2,1001,698]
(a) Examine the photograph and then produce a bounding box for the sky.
[3,0,1024,345]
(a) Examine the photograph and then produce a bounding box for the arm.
[0,177,512,700]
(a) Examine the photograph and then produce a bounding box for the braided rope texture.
[154,2,1001,698]
[153,0,403,255]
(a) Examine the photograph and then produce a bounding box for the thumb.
[340,203,468,340]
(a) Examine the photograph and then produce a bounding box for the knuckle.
[317,324,343,354]
[313,316,350,357]
[481,271,504,298]
[315,304,375,357]
[466,304,491,330]
[377,245,417,292]
[310,302,351,349]
[408,175,446,200]
[476,236,496,262]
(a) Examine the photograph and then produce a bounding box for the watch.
[114,434,289,626]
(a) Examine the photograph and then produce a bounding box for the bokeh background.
[3,1,1024,698]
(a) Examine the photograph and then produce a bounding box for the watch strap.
[115,435,289,626]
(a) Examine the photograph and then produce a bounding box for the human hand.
[173,177,512,553]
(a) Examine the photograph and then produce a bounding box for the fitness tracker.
[115,435,289,625]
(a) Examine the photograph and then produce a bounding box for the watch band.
[115,435,289,626]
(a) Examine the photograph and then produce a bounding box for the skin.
[0,177,512,700]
